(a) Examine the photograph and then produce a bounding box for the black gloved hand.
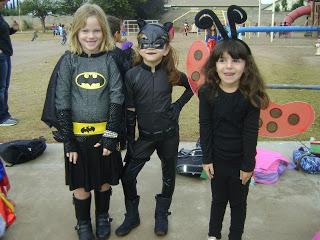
[99,103,122,153]
[169,102,182,121]
[99,136,118,152]
[124,109,136,162]
[124,139,135,162]
[64,140,78,153]
[56,109,77,153]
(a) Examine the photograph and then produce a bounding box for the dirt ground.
[0,31,319,142]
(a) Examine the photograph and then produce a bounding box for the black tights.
[209,175,250,240]
[121,131,179,200]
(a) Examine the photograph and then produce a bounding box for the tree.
[291,0,304,11]
[91,0,145,18]
[275,3,280,12]
[20,0,57,32]
[57,0,86,15]
[281,0,288,11]
[136,0,165,19]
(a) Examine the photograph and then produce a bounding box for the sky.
[261,0,274,4]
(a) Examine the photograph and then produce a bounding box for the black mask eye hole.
[139,43,152,49]
[154,39,166,49]
[139,39,166,49]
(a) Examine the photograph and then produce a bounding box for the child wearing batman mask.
[115,20,193,237]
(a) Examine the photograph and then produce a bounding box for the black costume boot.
[73,196,94,240]
[95,188,112,240]
[115,196,140,236]
[154,194,172,236]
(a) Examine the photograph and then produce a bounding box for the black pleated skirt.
[64,135,123,192]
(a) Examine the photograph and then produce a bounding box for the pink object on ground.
[312,231,320,240]
[254,148,290,184]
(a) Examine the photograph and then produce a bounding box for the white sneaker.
[208,237,217,240]
[0,118,18,127]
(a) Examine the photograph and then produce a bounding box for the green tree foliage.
[281,0,288,11]
[90,0,163,19]
[291,0,304,11]
[57,0,86,15]
[20,0,57,32]
[1,8,19,16]
[91,0,135,18]
[136,0,165,19]
[275,3,280,12]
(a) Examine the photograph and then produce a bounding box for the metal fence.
[123,20,159,35]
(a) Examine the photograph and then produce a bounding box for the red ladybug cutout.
[259,101,315,138]
[186,41,315,138]
[186,40,209,95]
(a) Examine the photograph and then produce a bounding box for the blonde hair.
[68,3,114,54]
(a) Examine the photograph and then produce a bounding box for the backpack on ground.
[0,137,47,166]
[293,147,320,174]
[176,139,205,177]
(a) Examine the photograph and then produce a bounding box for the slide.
[283,5,311,25]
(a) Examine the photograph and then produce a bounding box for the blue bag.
[292,147,320,174]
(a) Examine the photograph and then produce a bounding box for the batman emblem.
[75,72,106,90]
[81,126,96,133]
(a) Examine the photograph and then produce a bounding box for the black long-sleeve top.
[125,62,193,133]
[199,85,260,176]
[0,14,16,56]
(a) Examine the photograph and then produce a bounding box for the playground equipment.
[283,0,320,37]
[283,2,312,25]
[316,38,320,55]
[237,25,320,33]
[123,20,158,35]
[172,9,226,35]
[172,9,226,25]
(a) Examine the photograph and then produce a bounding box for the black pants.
[209,175,250,240]
[121,130,179,200]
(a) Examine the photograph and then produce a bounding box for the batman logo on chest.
[75,72,106,90]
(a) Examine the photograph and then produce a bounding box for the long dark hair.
[202,40,269,109]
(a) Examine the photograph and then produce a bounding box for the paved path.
[2,141,320,240]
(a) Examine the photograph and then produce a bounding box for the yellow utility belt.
[73,122,107,135]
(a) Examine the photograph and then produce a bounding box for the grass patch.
[1,34,319,143]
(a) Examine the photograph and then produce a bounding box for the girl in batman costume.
[115,20,193,237]
[53,4,124,240]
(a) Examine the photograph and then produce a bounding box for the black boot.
[95,188,112,240]
[73,196,95,240]
[115,196,140,236]
[154,194,172,236]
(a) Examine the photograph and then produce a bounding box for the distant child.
[31,30,38,41]
[197,6,270,240]
[115,20,193,237]
[205,25,221,50]
[184,21,189,36]
[106,15,134,79]
[54,4,123,240]
[107,15,134,150]
[61,24,67,45]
